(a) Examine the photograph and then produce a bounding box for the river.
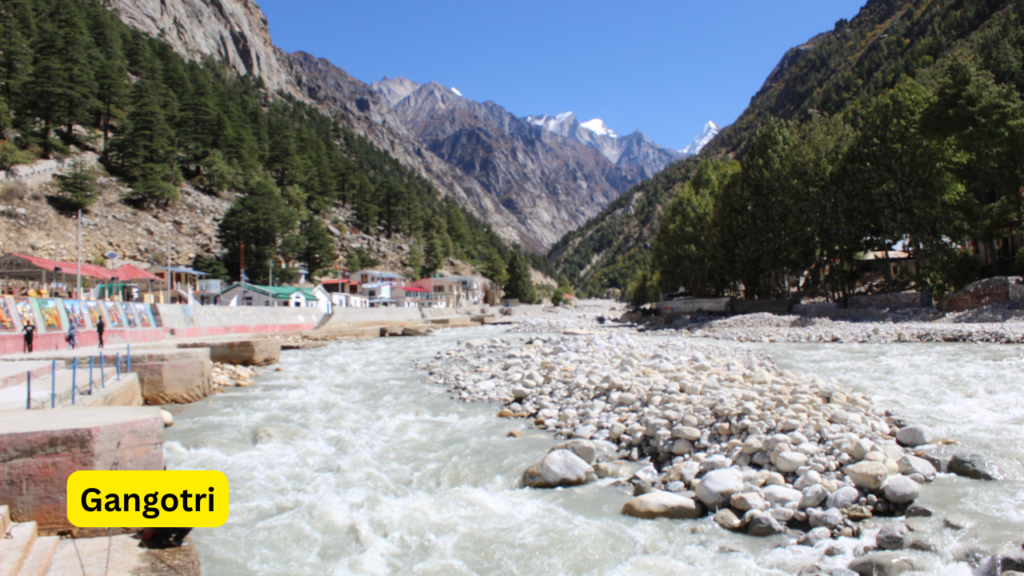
[164,326,1024,575]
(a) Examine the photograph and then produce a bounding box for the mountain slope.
[553,0,1021,296]
[525,112,684,178]
[382,80,646,249]
[110,0,542,251]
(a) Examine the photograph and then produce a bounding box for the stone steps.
[0,520,37,576]
[16,536,57,576]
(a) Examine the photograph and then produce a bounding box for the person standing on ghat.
[96,316,105,348]
[66,321,78,349]
[22,320,34,353]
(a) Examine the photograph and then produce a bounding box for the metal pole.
[51,360,56,408]
[89,356,93,394]
[76,209,82,299]
[26,372,31,410]
[72,357,77,405]
[127,345,131,374]
[100,354,105,388]
[116,352,121,381]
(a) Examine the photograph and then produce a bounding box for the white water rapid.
[164,327,1024,575]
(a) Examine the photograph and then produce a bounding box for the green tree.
[407,242,424,280]
[552,275,574,306]
[53,159,99,210]
[504,250,537,304]
[345,247,380,273]
[298,218,337,278]
[217,175,297,283]
[119,79,177,205]
[652,160,739,296]
[480,248,509,287]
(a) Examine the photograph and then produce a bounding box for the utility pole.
[166,231,171,305]
[76,209,82,299]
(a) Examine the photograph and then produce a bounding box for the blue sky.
[256,1,866,149]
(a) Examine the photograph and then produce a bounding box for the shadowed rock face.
[107,0,623,252]
[391,82,643,248]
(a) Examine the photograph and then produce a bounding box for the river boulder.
[694,468,743,509]
[523,449,595,488]
[895,425,932,447]
[845,461,889,491]
[883,475,920,505]
[848,552,919,576]
[621,491,702,520]
[948,454,1002,481]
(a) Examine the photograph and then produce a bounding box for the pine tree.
[299,218,337,278]
[91,17,128,151]
[504,250,537,304]
[53,0,97,139]
[54,159,99,210]
[0,0,34,114]
[120,79,177,205]
[218,175,297,283]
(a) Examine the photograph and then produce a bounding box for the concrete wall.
[849,292,932,309]
[0,407,164,533]
[315,307,424,331]
[660,298,730,314]
[155,304,324,337]
[730,299,794,315]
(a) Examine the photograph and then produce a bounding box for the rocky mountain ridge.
[376,78,647,248]
[525,111,685,179]
[110,0,548,251]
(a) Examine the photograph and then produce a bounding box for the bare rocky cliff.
[109,0,550,251]
[386,81,644,248]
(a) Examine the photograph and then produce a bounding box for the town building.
[219,283,331,312]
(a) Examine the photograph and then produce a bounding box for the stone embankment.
[419,330,1003,569]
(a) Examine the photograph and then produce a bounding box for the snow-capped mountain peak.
[450,87,463,97]
[580,118,617,138]
[678,121,719,157]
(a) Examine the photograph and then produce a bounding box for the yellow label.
[67,471,229,528]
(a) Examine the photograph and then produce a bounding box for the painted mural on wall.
[134,303,153,328]
[0,299,14,331]
[63,300,87,328]
[85,301,103,326]
[13,298,34,328]
[37,299,63,330]
[104,301,126,328]
[121,303,138,328]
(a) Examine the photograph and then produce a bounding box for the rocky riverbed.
[686,312,1024,344]
[419,329,1011,573]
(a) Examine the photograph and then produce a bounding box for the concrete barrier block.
[0,407,164,533]
[130,349,212,405]
[180,339,281,366]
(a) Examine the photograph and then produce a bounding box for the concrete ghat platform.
[178,338,281,366]
[0,360,55,390]
[0,407,164,534]
[2,348,213,406]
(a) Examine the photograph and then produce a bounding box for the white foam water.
[164,329,1023,575]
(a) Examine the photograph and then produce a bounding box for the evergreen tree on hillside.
[218,175,297,283]
[298,217,337,277]
[0,0,34,114]
[504,250,537,304]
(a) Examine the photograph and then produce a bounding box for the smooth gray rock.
[747,514,785,537]
[876,522,910,550]
[762,485,803,508]
[695,468,744,509]
[826,486,860,509]
[883,475,921,505]
[798,526,834,547]
[551,439,597,464]
[905,505,933,518]
[714,508,742,531]
[621,491,702,520]
[809,508,844,529]
[845,461,889,490]
[895,425,933,447]
[800,484,829,509]
[948,453,1002,481]
[522,449,595,488]
[897,455,936,481]
[847,553,919,576]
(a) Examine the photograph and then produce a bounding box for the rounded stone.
[621,491,702,520]
[895,425,933,448]
[523,449,595,488]
[694,468,744,509]
[776,451,808,473]
[883,475,921,505]
[845,461,889,491]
